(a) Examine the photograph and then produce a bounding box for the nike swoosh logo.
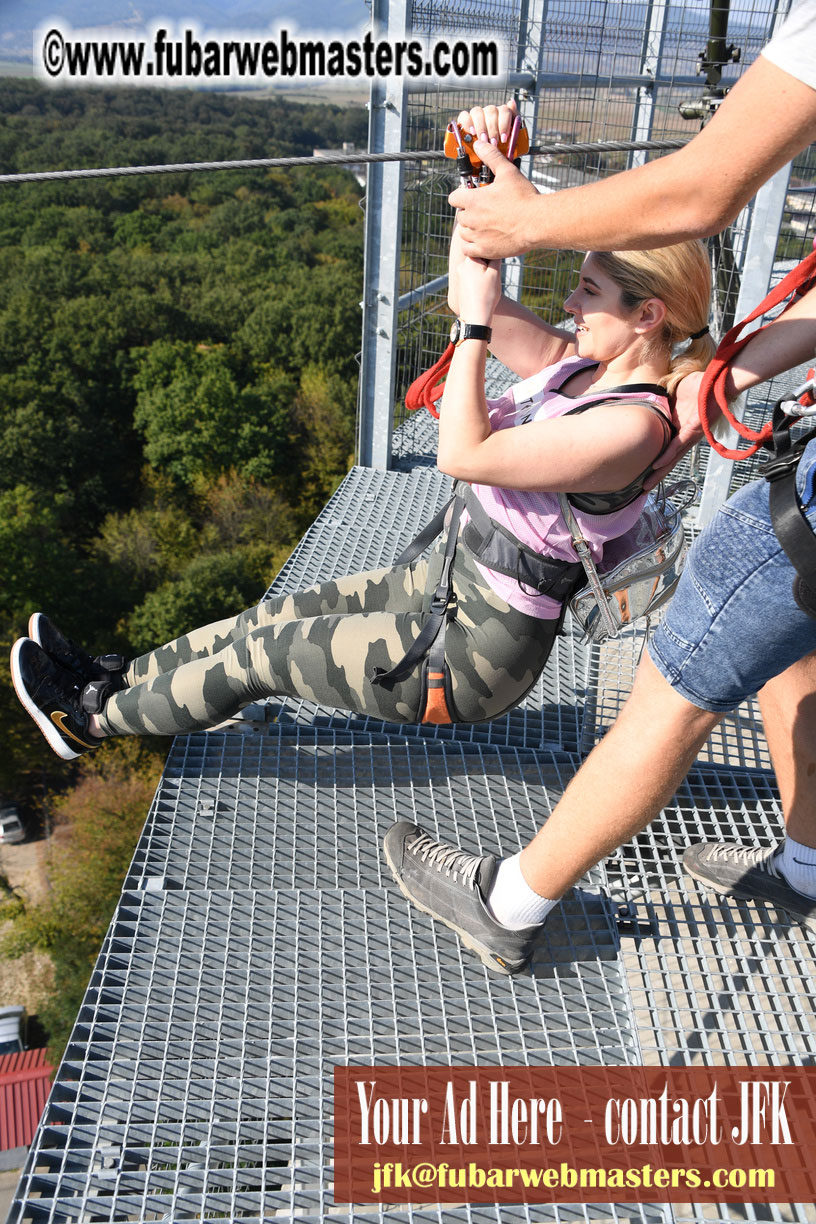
[51,711,92,749]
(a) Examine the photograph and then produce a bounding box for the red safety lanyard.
[698,247,816,459]
[404,342,455,419]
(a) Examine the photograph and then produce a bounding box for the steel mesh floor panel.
[125,732,586,894]
[10,884,647,1224]
[391,405,442,472]
[606,761,816,1067]
[602,764,816,1223]
[263,465,454,594]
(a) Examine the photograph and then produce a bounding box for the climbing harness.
[405,328,690,661]
[371,484,585,724]
[698,248,816,619]
[371,493,465,724]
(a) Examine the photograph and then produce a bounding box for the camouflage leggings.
[96,532,559,737]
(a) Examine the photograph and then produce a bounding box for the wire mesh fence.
[387,0,814,491]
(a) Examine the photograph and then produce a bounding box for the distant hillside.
[2,0,372,63]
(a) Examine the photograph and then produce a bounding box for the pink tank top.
[469,356,672,620]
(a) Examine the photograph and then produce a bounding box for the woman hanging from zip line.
[10,173,715,761]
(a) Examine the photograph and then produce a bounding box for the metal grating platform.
[10,734,670,1224]
[125,734,584,895]
[8,400,813,1224]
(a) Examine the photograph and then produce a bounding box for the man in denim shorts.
[383,0,816,975]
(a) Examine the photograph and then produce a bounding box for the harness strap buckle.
[763,450,804,483]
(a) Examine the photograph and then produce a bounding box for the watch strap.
[451,319,492,346]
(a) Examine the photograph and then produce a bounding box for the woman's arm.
[438,256,666,490]
[447,219,574,379]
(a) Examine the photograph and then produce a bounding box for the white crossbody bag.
[558,481,695,644]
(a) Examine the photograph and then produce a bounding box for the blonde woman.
[12,219,713,760]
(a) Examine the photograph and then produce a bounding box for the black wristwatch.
[450,319,492,347]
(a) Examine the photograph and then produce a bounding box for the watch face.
[450,319,460,345]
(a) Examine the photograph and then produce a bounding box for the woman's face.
[563,253,649,364]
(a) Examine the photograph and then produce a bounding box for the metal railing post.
[357,0,409,470]
[628,0,670,168]
[503,0,548,304]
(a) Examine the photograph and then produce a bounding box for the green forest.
[0,79,367,1053]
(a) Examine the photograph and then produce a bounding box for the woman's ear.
[636,297,667,335]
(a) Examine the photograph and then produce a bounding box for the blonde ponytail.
[593,241,715,396]
[664,330,717,397]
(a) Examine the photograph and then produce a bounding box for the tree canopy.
[0,79,366,796]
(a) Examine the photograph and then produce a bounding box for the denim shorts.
[648,438,816,713]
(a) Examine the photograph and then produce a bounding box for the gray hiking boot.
[682,841,816,931]
[383,820,542,975]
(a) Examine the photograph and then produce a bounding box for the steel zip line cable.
[0,138,687,184]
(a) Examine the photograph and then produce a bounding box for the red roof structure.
[0,1049,53,1151]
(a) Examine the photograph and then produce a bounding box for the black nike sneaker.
[10,638,101,761]
[28,613,126,687]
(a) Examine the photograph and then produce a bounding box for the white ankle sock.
[486,852,558,930]
[776,836,816,898]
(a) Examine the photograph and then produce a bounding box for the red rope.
[404,342,454,419]
[698,248,816,460]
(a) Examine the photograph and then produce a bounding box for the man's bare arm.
[646,285,816,487]
[451,56,816,258]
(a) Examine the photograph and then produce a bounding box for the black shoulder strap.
[564,395,675,447]
[765,404,816,618]
[563,396,674,514]
[392,495,455,566]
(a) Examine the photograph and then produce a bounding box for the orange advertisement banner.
[334,1066,816,1204]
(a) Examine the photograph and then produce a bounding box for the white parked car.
[0,804,25,844]
[0,1005,24,1054]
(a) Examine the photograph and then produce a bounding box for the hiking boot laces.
[705,843,782,874]
[406,831,480,887]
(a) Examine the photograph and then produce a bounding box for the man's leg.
[384,654,721,973]
[516,654,720,899]
[681,649,816,925]
[758,649,816,845]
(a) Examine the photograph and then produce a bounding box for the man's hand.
[448,142,541,259]
[643,370,709,489]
